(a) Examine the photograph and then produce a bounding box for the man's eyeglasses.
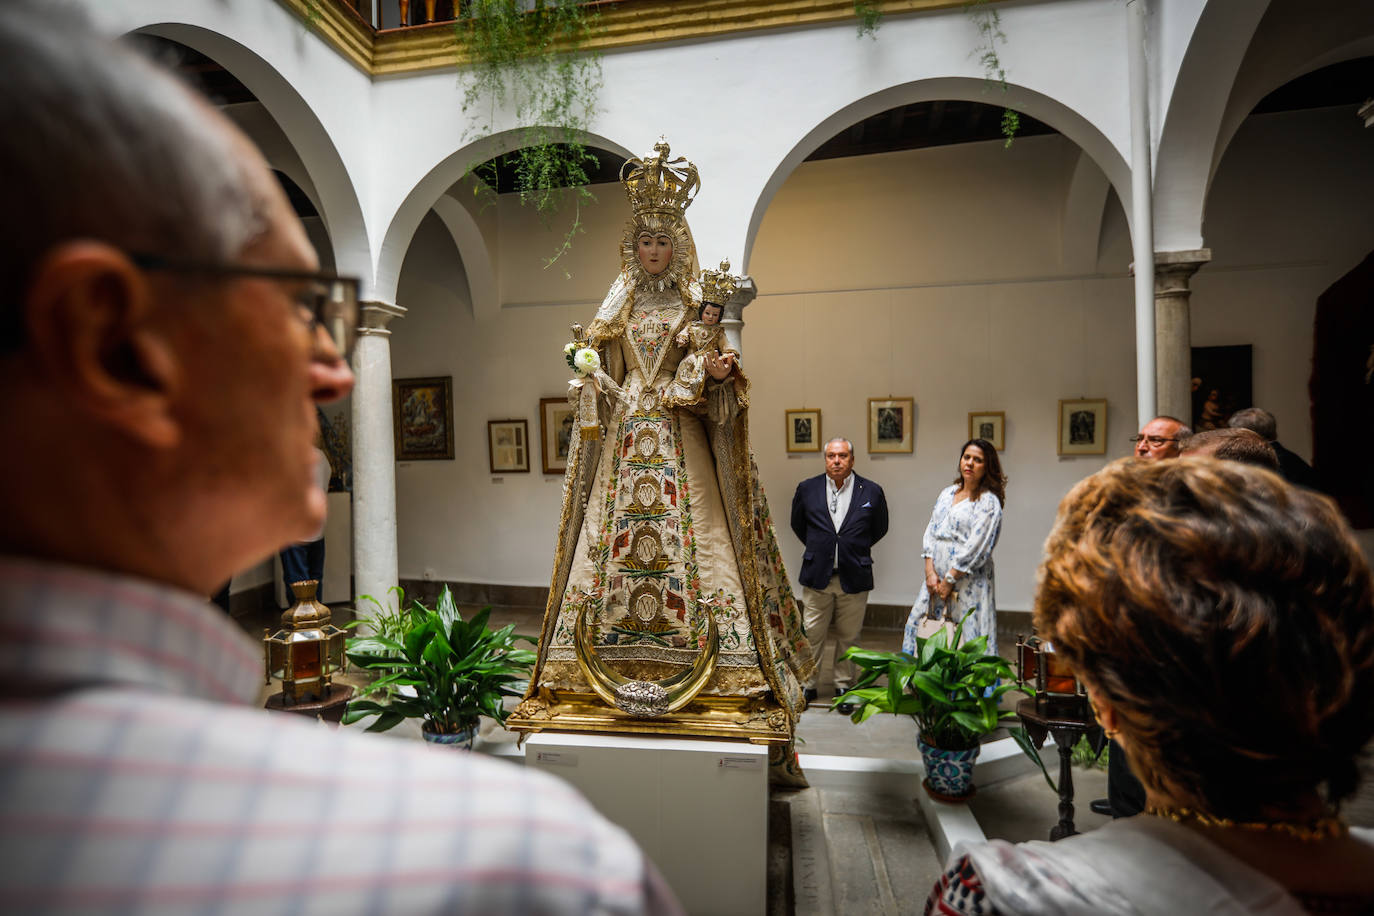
[1129,435,1179,447]
[130,253,359,358]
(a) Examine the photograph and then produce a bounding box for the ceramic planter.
[421,721,477,750]
[918,735,981,801]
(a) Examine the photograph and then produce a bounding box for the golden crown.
[620,139,699,221]
[700,259,739,306]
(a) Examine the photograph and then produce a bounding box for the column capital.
[721,276,758,324]
[359,300,406,336]
[1153,248,1212,270]
[1153,249,1212,297]
[720,276,757,356]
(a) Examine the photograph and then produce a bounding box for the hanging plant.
[965,0,1021,146]
[853,1,882,38]
[853,1,1020,146]
[455,0,604,268]
[299,0,324,29]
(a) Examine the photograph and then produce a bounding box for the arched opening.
[382,136,636,589]
[125,25,372,289]
[1197,56,1374,529]
[745,96,1134,619]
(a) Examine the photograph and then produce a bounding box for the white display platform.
[526,732,767,916]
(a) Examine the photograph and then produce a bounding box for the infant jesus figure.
[665,298,735,407]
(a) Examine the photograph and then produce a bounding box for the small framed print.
[487,419,530,474]
[393,376,454,461]
[539,397,576,475]
[968,411,1005,451]
[868,397,915,454]
[1058,399,1108,455]
[785,409,822,453]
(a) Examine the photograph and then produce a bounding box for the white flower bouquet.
[565,341,601,378]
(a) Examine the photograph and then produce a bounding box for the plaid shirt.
[0,557,678,914]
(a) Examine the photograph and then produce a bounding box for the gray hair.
[0,2,266,351]
[1228,407,1277,441]
[1153,416,1193,439]
[824,437,854,454]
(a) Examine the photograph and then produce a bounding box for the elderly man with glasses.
[0,5,676,913]
[1130,415,1192,460]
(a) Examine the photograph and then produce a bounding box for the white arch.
[430,192,498,323]
[130,23,374,288]
[221,102,326,227]
[1210,34,1374,192]
[1063,148,1116,274]
[1151,0,1272,252]
[373,128,635,305]
[739,78,1131,272]
[1156,0,1374,252]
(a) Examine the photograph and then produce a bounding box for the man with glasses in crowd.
[1131,415,1191,460]
[0,5,676,912]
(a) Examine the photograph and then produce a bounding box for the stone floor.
[251,598,1374,915]
[252,600,1115,914]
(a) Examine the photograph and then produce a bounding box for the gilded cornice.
[278,0,374,72]
[277,0,971,78]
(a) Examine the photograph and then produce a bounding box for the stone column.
[351,300,405,621]
[1153,249,1211,422]
[721,276,758,357]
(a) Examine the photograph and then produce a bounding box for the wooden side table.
[1015,697,1106,840]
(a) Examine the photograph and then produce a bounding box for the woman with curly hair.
[926,458,1374,914]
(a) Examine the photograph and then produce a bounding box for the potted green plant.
[838,610,1016,800]
[341,585,537,748]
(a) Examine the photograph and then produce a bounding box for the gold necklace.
[1147,805,1348,842]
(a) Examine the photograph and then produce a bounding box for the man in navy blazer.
[790,437,889,712]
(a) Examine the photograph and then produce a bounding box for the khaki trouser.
[801,573,870,693]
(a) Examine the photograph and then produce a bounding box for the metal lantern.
[1015,633,1090,719]
[264,580,346,705]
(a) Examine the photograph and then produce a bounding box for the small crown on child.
[700,259,739,307]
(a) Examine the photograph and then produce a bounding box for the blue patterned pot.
[421,722,477,750]
[918,736,981,801]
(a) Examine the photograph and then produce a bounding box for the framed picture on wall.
[393,376,454,461]
[785,409,821,453]
[1057,398,1108,455]
[868,397,914,454]
[488,419,530,474]
[1190,344,1252,431]
[539,397,576,474]
[968,411,1005,451]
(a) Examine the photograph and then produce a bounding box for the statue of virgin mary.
[511,141,814,770]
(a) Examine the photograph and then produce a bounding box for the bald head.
[1134,416,1191,460]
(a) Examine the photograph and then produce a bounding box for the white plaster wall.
[74,0,1373,598]
[385,100,1373,610]
[389,211,593,587]
[746,137,1136,610]
[1188,105,1374,460]
[366,0,1141,298]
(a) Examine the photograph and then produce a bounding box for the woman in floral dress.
[902,438,1007,654]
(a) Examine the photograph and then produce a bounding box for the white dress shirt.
[826,472,854,568]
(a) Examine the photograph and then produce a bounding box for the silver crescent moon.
[574,601,719,717]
